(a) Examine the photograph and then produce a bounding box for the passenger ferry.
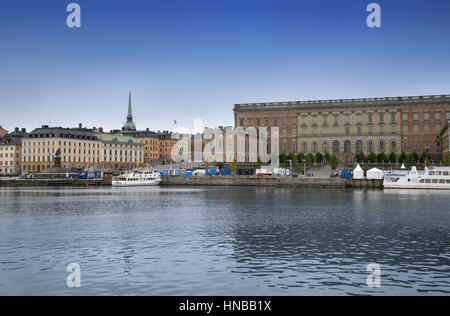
[112,168,161,186]
[383,166,450,190]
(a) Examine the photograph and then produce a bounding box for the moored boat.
[112,168,161,186]
[383,166,450,190]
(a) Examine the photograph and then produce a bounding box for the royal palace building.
[234,94,450,162]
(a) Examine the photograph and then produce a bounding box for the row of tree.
[279,151,450,169]
[279,152,340,170]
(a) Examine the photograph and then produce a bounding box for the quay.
[0,179,111,187]
[0,177,383,188]
[160,176,383,189]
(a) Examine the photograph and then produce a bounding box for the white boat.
[383,166,450,190]
[112,168,161,186]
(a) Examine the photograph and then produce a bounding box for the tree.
[305,153,315,166]
[420,151,430,164]
[231,159,237,173]
[377,152,388,164]
[368,152,377,163]
[355,153,366,163]
[292,158,299,172]
[257,156,262,169]
[315,152,324,164]
[405,152,417,167]
[279,153,288,164]
[296,153,305,164]
[444,153,450,167]
[330,154,339,170]
[388,152,397,163]
[324,152,331,164]
[398,152,407,163]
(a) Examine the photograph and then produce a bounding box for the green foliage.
[388,152,397,163]
[324,152,331,164]
[444,153,450,166]
[398,152,407,163]
[296,153,305,163]
[405,152,418,167]
[279,153,288,164]
[377,152,388,163]
[305,153,315,166]
[355,153,366,163]
[420,151,430,164]
[368,152,377,163]
[257,156,262,169]
[231,160,237,172]
[330,154,339,170]
[315,152,324,164]
[292,158,299,172]
[287,153,296,162]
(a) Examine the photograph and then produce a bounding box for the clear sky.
[1,0,449,133]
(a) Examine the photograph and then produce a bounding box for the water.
[0,186,449,296]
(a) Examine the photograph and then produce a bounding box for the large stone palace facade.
[234,94,450,162]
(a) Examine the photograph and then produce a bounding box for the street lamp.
[302,159,306,176]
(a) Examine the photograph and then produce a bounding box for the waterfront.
[0,187,449,296]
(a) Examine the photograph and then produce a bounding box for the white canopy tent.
[367,167,384,180]
[353,164,365,179]
[400,163,406,169]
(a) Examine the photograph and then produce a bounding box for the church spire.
[123,89,136,131]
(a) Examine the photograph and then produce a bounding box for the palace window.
[344,141,351,153]
[435,112,441,120]
[332,141,340,153]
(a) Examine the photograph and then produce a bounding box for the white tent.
[367,167,384,180]
[400,163,406,169]
[353,164,365,179]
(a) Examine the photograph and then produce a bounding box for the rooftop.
[234,94,450,110]
[94,133,142,145]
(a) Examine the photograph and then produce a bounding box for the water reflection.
[0,187,448,295]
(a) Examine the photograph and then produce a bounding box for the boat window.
[432,179,438,184]
[439,180,446,184]
[419,179,424,183]
[429,172,434,175]
[447,180,450,184]
[443,172,449,176]
[425,179,431,183]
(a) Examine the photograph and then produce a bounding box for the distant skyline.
[1,0,450,133]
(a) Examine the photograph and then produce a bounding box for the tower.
[123,90,136,131]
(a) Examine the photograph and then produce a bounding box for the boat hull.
[112,179,161,187]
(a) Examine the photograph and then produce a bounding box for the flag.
[137,158,140,166]
[174,120,177,125]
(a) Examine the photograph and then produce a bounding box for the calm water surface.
[0,186,449,296]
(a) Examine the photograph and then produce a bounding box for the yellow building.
[22,125,101,172]
[0,128,28,175]
[94,133,144,170]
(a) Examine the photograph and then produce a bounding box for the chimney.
[22,128,26,133]
[79,123,82,129]
[99,127,103,133]
[15,127,19,132]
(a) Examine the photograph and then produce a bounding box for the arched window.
[332,141,340,153]
[368,141,374,153]
[379,141,385,152]
[356,140,364,154]
[323,142,328,153]
[302,142,307,153]
[391,141,396,152]
[313,142,317,153]
[344,140,352,153]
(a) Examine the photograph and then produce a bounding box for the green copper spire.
[123,89,136,131]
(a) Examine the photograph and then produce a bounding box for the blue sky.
[1,0,449,133]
